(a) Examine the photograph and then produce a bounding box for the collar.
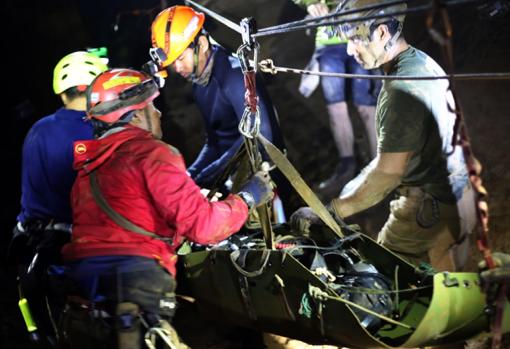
[192,45,217,86]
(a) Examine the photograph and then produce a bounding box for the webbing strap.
[89,171,170,242]
[257,134,344,238]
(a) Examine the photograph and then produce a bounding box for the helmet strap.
[142,108,153,135]
[384,21,404,52]
[190,36,201,80]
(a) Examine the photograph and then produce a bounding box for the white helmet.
[53,51,108,95]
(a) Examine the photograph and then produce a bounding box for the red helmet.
[87,68,160,123]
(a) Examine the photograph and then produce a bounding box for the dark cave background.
[1,0,510,348]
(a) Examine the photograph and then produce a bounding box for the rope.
[185,0,242,34]
[333,283,432,295]
[259,59,510,81]
[308,285,414,330]
[144,326,178,349]
[244,71,258,112]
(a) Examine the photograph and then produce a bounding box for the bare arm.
[330,151,413,218]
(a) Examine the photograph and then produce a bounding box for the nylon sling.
[89,171,172,244]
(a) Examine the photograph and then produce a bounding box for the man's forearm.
[330,167,401,218]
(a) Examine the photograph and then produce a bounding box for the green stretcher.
[177,232,510,348]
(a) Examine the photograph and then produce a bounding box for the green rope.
[299,293,313,319]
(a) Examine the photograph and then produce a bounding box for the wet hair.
[370,19,403,38]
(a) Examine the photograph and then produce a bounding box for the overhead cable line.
[253,0,485,38]
[185,0,242,34]
[256,0,412,34]
[258,59,510,81]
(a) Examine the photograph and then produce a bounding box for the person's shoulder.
[214,46,240,68]
[35,108,88,126]
[152,140,181,156]
[134,139,186,171]
[395,46,444,77]
[132,138,182,158]
[213,46,243,82]
[28,109,64,135]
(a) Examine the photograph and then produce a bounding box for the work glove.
[478,252,510,302]
[237,171,274,209]
[290,207,321,235]
[478,252,510,284]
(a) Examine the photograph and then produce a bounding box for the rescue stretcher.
[178,229,510,348]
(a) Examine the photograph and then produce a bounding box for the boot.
[316,157,356,201]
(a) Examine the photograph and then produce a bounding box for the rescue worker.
[60,68,273,349]
[294,0,379,201]
[149,5,289,210]
[291,0,476,272]
[10,51,108,347]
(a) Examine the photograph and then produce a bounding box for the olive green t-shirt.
[376,46,468,203]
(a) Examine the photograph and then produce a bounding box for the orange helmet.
[151,5,205,69]
[86,69,159,124]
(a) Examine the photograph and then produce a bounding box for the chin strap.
[190,40,200,81]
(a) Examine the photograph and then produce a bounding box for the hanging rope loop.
[244,71,258,113]
[237,34,261,139]
[239,70,261,138]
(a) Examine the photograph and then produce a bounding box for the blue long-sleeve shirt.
[18,108,94,224]
[188,46,285,187]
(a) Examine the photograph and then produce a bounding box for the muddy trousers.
[377,187,460,271]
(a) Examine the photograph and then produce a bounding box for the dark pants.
[65,256,176,317]
[60,256,177,349]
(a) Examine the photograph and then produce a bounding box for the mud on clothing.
[62,126,248,276]
[188,45,285,188]
[18,108,94,224]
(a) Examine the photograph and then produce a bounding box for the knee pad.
[116,302,141,349]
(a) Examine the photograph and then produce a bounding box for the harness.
[88,171,173,245]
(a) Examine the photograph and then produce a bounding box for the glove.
[290,207,321,235]
[237,171,274,209]
[478,252,510,284]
